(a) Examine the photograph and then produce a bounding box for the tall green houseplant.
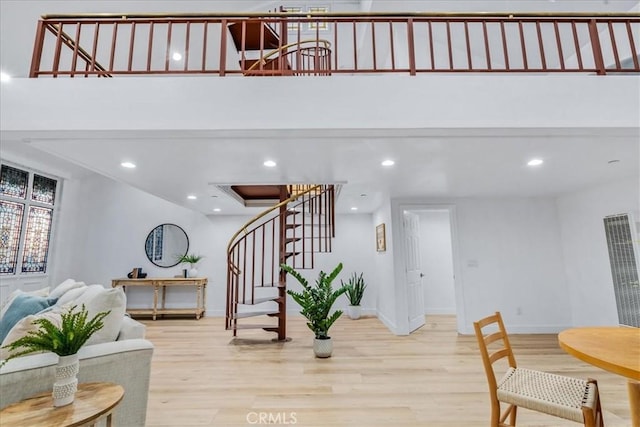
[282,263,347,357]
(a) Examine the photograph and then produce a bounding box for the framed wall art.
[376,223,386,252]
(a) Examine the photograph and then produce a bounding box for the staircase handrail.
[226,184,323,258]
[44,23,112,77]
[244,39,332,73]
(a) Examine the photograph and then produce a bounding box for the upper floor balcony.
[28,10,639,78]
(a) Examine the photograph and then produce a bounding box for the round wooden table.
[0,382,124,427]
[558,327,640,427]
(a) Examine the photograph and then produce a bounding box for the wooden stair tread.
[238,296,280,305]
[229,323,278,330]
[233,310,280,319]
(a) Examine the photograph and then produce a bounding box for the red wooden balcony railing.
[30,12,639,77]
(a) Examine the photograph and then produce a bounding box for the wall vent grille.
[603,213,640,327]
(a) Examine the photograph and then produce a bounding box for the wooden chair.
[473,312,604,427]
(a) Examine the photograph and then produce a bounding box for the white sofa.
[0,281,154,426]
[0,316,153,426]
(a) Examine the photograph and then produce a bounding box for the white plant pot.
[347,305,362,320]
[53,353,79,407]
[313,337,333,358]
[188,267,199,278]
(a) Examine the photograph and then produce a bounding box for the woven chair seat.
[497,367,599,423]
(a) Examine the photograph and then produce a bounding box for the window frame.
[0,162,61,277]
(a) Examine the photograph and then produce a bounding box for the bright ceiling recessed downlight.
[120,162,136,169]
[213,208,221,212]
[350,207,358,211]
[263,160,277,167]
[187,195,197,200]
[0,72,11,83]
[527,158,544,166]
[381,159,395,167]
[172,52,183,61]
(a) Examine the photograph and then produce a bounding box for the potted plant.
[282,262,347,358]
[177,253,204,277]
[1,304,110,406]
[342,272,367,320]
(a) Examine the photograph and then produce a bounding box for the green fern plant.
[282,262,347,339]
[0,304,110,367]
[342,272,367,306]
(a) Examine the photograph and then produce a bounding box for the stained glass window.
[0,201,25,274]
[0,163,59,276]
[21,206,53,273]
[0,165,28,199]
[32,174,57,205]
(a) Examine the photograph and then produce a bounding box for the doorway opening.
[401,204,463,333]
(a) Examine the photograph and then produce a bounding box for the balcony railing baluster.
[29,12,639,77]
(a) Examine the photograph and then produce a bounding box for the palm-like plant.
[1,304,110,367]
[343,272,367,306]
[176,253,204,266]
[282,262,347,339]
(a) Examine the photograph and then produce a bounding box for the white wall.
[556,177,640,326]
[3,76,639,134]
[393,197,572,334]
[52,173,214,310]
[417,210,456,314]
[373,198,398,333]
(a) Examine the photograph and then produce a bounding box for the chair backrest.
[473,312,518,400]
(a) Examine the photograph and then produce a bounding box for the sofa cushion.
[49,279,85,300]
[64,285,126,345]
[0,294,58,343]
[0,310,63,360]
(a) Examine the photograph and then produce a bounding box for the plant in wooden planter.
[282,262,347,358]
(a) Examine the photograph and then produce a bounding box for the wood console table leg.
[196,285,202,320]
[153,284,159,321]
[629,380,640,427]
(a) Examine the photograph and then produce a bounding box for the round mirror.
[144,224,189,268]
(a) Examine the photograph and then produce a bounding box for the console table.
[111,277,207,320]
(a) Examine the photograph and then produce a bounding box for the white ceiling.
[3,126,638,216]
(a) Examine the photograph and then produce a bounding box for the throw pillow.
[55,285,88,307]
[64,284,126,345]
[49,279,85,300]
[0,310,63,360]
[0,294,58,343]
[0,287,50,321]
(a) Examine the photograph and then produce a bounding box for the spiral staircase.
[226,185,336,340]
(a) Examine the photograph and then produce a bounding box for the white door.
[404,210,425,332]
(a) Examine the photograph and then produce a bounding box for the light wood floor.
[142,315,631,426]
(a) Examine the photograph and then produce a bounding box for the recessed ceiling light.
[120,161,136,168]
[0,72,11,82]
[263,160,277,167]
[187,195,197,200]
[350,207,358,211]
[527,158,544,166]
[172,52,183,61]
[213,208,221,212]
[381,160,395,167]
